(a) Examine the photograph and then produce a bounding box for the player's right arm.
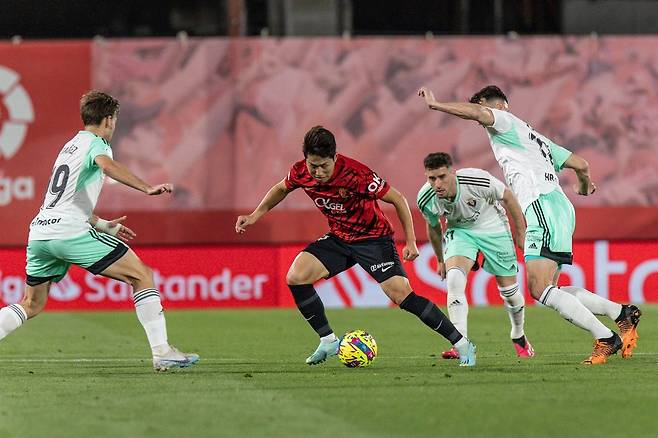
[417,87,494,126]
[95,156,173,195]
[426,222,446,280]
[562,152,596,196]
[235,179,292,234]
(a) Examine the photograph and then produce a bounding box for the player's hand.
[417,86,436,106]
[108,216,137,243]
[403,241,419,261]
[575,181,596,196]
[436,261,446,280]
[147,183,174,195]
[235,215,256,234]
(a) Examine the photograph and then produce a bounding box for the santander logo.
[314,197,346,213]
[0,65,34,160]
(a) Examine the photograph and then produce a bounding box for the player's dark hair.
[303,126,336,158]
[423,152,453,170]
[469,85,508,104]
[80,90,120,126]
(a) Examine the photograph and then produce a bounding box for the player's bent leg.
[559,285,640,358]
[381,276,476,367]
[442,256,473,359]
[286,251,339,365]
[100,249,199,371]
[527,259,619,364]
[496,276,533,358]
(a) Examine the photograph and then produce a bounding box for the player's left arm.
[417,87,494,125]
[381,187,419,261]
[561,152,596,196]
[95,155,173,196]
[500,189,526,250]
[88,214,136,243]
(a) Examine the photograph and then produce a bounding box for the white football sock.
[499,283,525,339]
[560,286,622,321]
[320,333,337,344]
[133,289,169,356]
[446,267,469,338]
[0,304,27,340]
[539,286,613,339]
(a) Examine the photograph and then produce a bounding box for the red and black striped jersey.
[285,154,393,242]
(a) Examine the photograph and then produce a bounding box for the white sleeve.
[489,108,513,133]
[488,174,506,201]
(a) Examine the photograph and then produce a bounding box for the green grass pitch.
[0,306,656,438]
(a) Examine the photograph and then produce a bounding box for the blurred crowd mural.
[92,36,658,210]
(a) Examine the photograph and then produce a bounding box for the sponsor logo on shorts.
[314,197,346,213]
[31,217,62,226]
[529,243,537,249]
[370,261,394,272]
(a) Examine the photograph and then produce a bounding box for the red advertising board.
[1,241,657,310]
[0,41,91,245]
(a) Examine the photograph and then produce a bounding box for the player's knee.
[286,268,310,286]
[381,278,411,305]
[446,267,467,295]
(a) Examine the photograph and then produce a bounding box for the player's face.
[425,166,456,198]
[305,154,336,183]
[103,112,118,141]
[479,98,509,112]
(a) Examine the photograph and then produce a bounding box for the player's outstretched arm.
[89,214,137,243]
[426,222,446,279]
[417,86,494,125]
[235,179,292,234]
[381,187,419,261]
[562,153,596,196]
[94,155,173,195]
[501,188,527,250]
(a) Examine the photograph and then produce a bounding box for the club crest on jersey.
[466,198,477,208]
[338,188,351,198]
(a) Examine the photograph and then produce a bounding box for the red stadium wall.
[1,37,658,246]
[2,242,657,309]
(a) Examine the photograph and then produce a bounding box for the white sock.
[133,289,169,356]
[560,286,622,321]
[539,286,613,339]
[499,283,525,339]
[446,267,469,338]
[453,336,468,351]
[320,333,337,344]
[0,304,28,340]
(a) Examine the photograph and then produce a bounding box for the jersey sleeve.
[356,168,390,200]
[86,137,112,168]
[459,169,505,202]
[417,184,439,227]
[284,165,301,190]
[487,173,507,201]
[488,108,513,133]
[549,141,572,172]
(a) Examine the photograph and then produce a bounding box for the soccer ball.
[338,330,378,368]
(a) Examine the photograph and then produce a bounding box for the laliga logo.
[0,66,34,159]
[0,65,35,206]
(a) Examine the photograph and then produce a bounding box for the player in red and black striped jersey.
[236,126,476,366]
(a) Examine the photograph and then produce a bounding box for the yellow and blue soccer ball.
[338,330,378,368]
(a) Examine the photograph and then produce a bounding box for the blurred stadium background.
[1,1,657,437]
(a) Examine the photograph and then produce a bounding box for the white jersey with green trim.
[485,108,573,212]
[28,131,112,241]
[417,168,510,234]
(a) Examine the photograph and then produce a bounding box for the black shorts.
[303,234,406,283]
